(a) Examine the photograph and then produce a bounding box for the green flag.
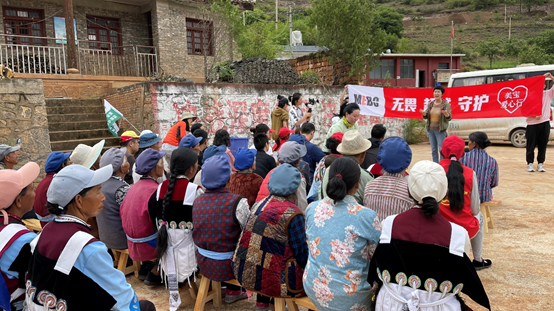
[103,99,123,137]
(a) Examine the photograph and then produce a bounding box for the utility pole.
[64,0,78,71]
[509,16,512,39]
[504,5,507,23]
[289,6,293,49]
[275,0,278,30]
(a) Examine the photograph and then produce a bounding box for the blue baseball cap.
[44,151,71,173]
[378,137,412,174]
[202,145,227,163]
[139,132,162,148]
[234,149,256,170]
[179,133,203,149]
[268,163,301,197]
[201,153,231,189]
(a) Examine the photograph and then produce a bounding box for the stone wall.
[289,54,363,86]
[104,82,155,133]
[149,82,407,148]
[0,79,51,178]
[152,0,236,82]
[0,0,150,48]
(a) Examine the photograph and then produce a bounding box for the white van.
[447,64,554,147]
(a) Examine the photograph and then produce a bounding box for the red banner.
[348,76,545,119]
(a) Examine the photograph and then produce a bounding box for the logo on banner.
[497,86,528,114]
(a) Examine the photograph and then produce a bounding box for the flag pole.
[450,20,453,70]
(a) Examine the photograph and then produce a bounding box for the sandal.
[472,258,492,271]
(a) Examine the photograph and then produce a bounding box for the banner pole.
[121,116,142,134]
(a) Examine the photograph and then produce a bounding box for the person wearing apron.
[0,163,40,311]
[25,164,156,311]
[155,148,203,311]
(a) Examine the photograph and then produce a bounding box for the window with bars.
[86,15,121,54]
[186,18,212,56]
[3,7,46,46]
[369,59,395,79]
[400,59,414,79]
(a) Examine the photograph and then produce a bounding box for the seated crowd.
[0,108,497,311]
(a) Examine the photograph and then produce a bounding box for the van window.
[452,77,486,87]
[486,73,525,84]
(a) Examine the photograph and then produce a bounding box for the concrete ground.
[130,143,554,311]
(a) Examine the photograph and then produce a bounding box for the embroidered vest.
[97,176,128,250]
[26,220,124,311]
[439,161,479,238]
[192,188,242,281]
[120,178,158,261]
[0,222,31,302]
[229,172,263,207]
[233,196,305,298]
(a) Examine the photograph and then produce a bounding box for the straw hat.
[337,131,372,155]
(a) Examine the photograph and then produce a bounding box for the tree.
[472,0,499,9]
[519,45,551,65]
[374,7,404,38]
[476,40,503,69]
[310,0,386,85]
[236,23,283,58]
[529,30,554,55]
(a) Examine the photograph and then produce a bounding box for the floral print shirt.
[303,196,382,311]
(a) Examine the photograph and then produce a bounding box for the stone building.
[0,0,254,81]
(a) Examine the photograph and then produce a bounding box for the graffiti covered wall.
[150,83,407,148]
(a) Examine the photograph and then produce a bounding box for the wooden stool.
[480,203,495,233]
[111,249,141,277]
[179,278,199,300]
[286,296,318,311]
[194,277,241,311]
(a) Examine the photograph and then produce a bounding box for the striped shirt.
[363,172,414,221]
[460,148,499,203]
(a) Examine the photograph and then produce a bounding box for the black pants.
[526,121,550,164]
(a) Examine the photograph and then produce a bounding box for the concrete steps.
[46,98,120,153]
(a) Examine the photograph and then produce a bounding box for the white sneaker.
[538,163,546,172]
[527,163,535,172]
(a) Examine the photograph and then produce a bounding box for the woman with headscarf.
[369,160,490,311]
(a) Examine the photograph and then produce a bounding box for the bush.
[445,0,472,9]
[211,61,235,82]
[299,71,321,85]
[403,119,427,145]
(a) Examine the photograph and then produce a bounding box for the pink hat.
[0,162,40,209]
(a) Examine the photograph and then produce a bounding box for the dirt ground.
[131,143,554,311]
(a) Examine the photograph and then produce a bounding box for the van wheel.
[511,129,526,148]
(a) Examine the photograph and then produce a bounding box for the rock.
[222,58,300,85]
